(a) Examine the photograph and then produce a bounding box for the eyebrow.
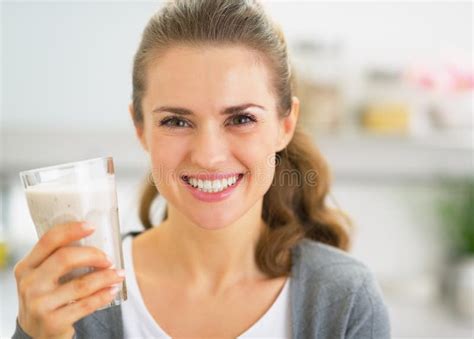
[151,103,266,116]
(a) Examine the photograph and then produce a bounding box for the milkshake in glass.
[19,157,127,310]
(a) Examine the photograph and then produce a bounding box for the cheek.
[234,134,277,191]
[251,152,276,192]
[148,135,188,188]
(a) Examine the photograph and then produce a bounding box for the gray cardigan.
[13,237,391,339]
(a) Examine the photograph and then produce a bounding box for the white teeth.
[212,180,221,192]
[186,175,240,193]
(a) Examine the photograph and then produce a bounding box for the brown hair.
[131,0,353,278]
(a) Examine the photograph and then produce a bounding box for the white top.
[121,235,292,338]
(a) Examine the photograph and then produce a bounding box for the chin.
[187,210,239,231]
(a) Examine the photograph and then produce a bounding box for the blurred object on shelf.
[292,38,345,134]
[0,183,13,271]
[0,227,11,271]
[360,68,411,135]
[437,177,474,321]
[0,243,8,270]
[407,62,473,131]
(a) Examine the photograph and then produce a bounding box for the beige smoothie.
[25,174,123,285]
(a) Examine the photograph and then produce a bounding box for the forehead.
[144,45,276,111]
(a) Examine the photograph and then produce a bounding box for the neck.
[154,200,267,295]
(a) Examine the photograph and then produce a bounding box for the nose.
[189,124,229,169]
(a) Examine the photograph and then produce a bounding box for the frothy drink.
[25,174,123,285]
[20,157,127,310]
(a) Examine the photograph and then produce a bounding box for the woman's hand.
[13,222,125,339]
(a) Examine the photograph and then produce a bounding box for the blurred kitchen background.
[1,0,473,337]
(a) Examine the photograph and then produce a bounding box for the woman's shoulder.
[291,240,391,338]
[292,238,377,294]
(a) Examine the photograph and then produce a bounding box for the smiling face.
[130,44,298,230]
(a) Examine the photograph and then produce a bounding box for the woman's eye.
[228,113,257,126]
[159,117,190,128]
[158,113,257,129]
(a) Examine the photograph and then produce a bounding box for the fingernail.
[116,269,126,277]
[82,222,95,231]
[109,285,120,295]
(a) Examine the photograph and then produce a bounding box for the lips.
[181,172,245,202]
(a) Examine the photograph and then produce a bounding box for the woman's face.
[132,45,298,230]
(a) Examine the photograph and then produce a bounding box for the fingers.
[16,222,94,278]
[39,267,125,311]
[50,284,122,326]
[22,246,114,299]
[41,245,113,285]
[13,221,125,339]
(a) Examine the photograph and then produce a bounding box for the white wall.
[271,1,472,67]
[2,1,158,131]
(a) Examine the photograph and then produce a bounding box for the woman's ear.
[276,96,299,152]
[129,103,149,152]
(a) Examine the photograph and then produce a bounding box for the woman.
[13,0,391,338]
